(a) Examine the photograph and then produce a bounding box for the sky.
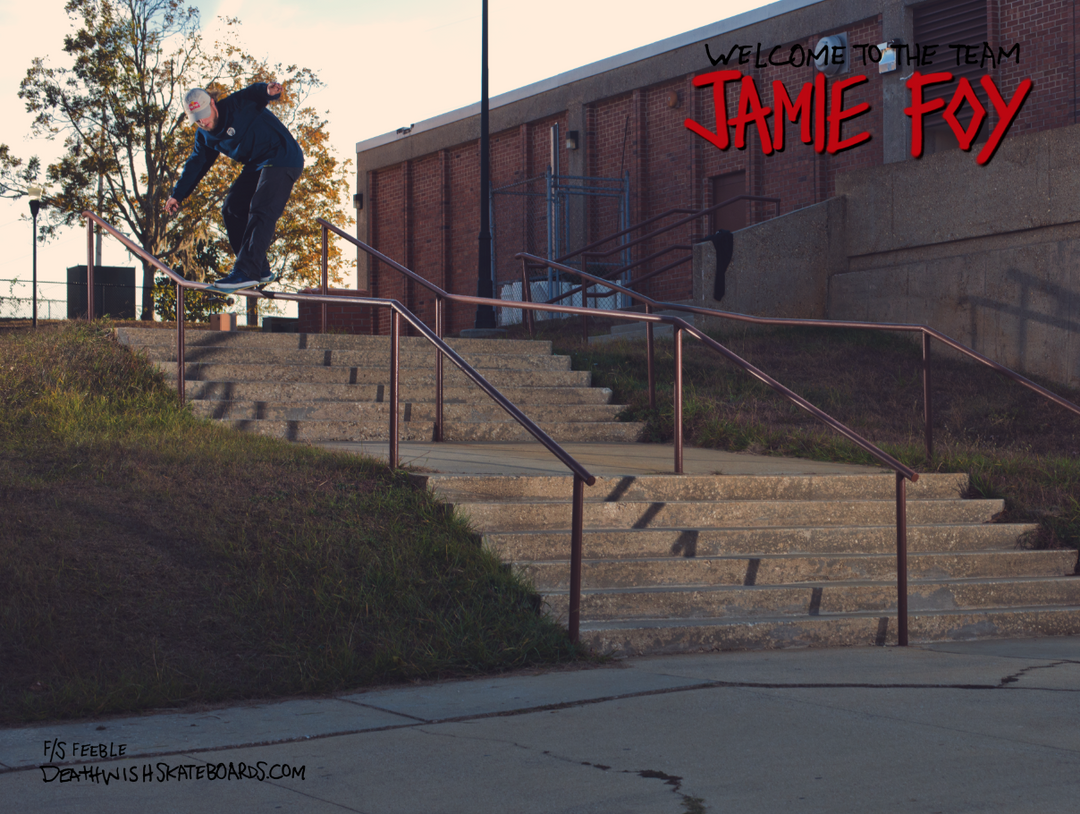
[0,0,779,318]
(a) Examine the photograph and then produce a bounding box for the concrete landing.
[3,638,1078,812]
[318,440,886,477]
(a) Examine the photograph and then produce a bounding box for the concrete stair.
[116,327,644,443]
[418,472,1080,655]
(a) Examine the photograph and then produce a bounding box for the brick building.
[347,0,1080,387]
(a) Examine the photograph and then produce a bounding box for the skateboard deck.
[204,273,277,295]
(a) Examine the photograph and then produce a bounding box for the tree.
[2,0,353,321]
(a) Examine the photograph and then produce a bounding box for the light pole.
[27,185,43,328]
[473,0,497,331]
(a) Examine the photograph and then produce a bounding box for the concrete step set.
[116,327,644,443]
[116,327,1080,656]
[418,472,1080,655]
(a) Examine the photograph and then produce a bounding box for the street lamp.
[473,0,497,331]
[27,185,43,328]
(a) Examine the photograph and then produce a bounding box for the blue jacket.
[170,83,304,202]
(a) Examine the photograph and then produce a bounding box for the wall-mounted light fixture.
[353,193,364,210]
[667,90,681,109]
[814,32,849,75]
[565,130,579,150]
[877,39,904,73]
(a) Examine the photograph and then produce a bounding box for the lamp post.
[473,0,497,330]
[27,185,43,328]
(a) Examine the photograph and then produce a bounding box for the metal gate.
[491,127,629,326]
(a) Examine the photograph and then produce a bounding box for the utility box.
[262,316,299,333]
[67,266,137,320]
[209,313,237,331]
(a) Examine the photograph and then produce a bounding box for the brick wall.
[297,289,375,335]
[997,0,1076,134]
[357,0,1073,335]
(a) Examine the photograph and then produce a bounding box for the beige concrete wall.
[691,122,1080,388]
[831,122,1080,388]
[692,197,845,331]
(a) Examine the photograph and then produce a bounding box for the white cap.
[183,88,213,122]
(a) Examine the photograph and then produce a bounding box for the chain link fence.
[0,277,295,324]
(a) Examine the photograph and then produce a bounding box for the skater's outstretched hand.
[165,197,181,215]
[267,82,283,98]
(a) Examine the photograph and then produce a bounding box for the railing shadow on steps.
[81,211,598,643]
[314,218,924,646]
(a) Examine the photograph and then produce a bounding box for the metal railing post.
[569,473,585,644]
[923,331,933,462]
[674,325,683,474]
[389,309,400,469]
[434,297,444,442]
[520,258,534,339]
[580,276,589,341]
[896,472,909,646]
[646,303,656,411]
[85,218,95,321]
[176,282,186,404]
[320,224,328,334]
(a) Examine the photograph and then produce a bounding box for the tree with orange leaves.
[2,0,351,320]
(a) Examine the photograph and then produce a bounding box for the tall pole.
[28,187,42,328]
[474,0,497,329]
[31,207,38,328]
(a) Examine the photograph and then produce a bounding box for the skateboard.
[204,272,277,295]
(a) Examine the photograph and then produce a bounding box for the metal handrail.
[516,253,918,480]
[82,211,597,642]
[531,194,781,312]
[518,249,1080,647]
[518,251,1080,462]
[519,251,922,646]
[554,194,781,267]
[319,217,921,644]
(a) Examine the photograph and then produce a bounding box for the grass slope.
[0,322,580,725]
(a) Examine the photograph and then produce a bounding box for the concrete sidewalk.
[3,638,1079,813]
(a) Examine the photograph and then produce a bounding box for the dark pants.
[222,165,303,280]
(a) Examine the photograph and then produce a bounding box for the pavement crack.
[539,750,707,812]
[414,727,710,808]
[414,732,712,811]
[998,660,1078,687]
[339,700,432,723]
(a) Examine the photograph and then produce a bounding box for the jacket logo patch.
[227,127,236,137]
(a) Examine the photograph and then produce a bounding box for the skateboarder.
[165,82,304,292]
